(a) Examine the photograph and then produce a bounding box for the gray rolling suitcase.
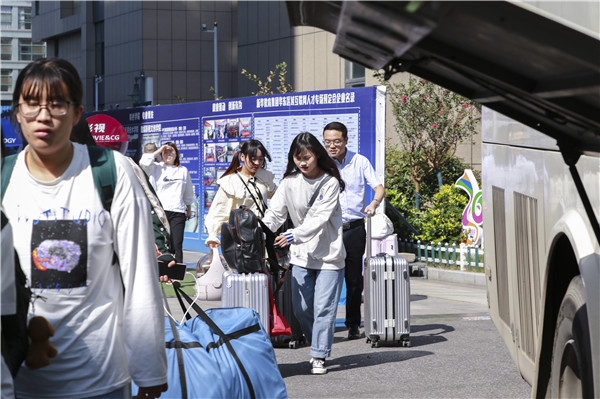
[364,213,411,348]
[222,271,270,337]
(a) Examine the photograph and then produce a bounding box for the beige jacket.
[204,168,276,245]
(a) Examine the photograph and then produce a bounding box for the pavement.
[167,250,489,324]
[164,250,529,398]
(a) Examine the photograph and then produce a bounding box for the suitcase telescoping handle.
[364,211,372,268]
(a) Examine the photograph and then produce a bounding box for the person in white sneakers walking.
[262,132,346,375]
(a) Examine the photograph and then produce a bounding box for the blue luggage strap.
[173,283,257,399]
[161,286,188,398]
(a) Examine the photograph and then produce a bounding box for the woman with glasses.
[3,58,167,398]
[140,142,194,263]
[204,139,276,249]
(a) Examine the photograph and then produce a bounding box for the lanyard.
[236,171,267,217]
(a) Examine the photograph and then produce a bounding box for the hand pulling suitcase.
[363,213,411,348]
[269,266,305,348]
[222,271,270,337]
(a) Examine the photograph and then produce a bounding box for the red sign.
[87,114,128,151]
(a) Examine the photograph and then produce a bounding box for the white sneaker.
[310,358,327,375]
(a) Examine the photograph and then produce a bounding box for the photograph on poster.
[216,166,228,180]
[204,120,215,140]
[204,167,216,186]
[227,118,239,138]
[204,190,216,208]
[227,141,240,162]
[215,119,227,139]
[204,143,215,163]
[216,144,227,163]
[140,132,161,153]
[240,117,251,137]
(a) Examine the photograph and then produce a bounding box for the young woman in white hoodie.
[262,132,346,375]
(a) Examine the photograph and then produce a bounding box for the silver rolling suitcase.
[222,271,270,337]
[364,213,411,347]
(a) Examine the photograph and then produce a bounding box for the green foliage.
[377,73,480,196]
[209,87,224,100]
[241,62,294,95]
[385,187,421,240]
[386,144,478,242]
[417,185,468,244]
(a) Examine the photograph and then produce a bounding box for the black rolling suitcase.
[364,213,411,348]
[270,266,305,348]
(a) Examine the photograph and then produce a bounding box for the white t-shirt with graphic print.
[3,143,167,399]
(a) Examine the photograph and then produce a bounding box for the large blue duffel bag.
[133,284,287,399]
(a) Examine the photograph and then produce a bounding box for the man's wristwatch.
[373,198,381,206]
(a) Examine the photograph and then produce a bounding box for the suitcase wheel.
[401,339,411,348]
[372,340,380,348]
[289,341,297,349]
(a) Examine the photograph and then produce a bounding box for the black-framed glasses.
[324,139,344,146]
[17,101,72,118]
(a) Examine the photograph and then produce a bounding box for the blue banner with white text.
[87,86,382,252]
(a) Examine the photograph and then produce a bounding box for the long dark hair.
[283,132,344,191]
[222,139,272,178]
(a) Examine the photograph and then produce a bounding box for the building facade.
[1,0,46,109]
[31,0,479,169]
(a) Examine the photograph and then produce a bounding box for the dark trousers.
[343,224,366,329]
[166,211,186,263]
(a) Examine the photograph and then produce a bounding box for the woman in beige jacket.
[204,139,276,248]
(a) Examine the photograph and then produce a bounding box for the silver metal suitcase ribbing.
[363,213,411,348]
[221,271,270,337]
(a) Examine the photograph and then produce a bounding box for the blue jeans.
[292,266,344,359]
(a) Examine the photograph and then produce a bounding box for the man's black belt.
[343,219,364,231]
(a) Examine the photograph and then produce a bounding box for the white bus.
[482,106,599,397]
[287,1,599,396]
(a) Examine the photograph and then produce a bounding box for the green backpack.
[1,146,116,211]
[1,146,175,261]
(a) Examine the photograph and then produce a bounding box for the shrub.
[385,188,421,240]
[416,185,468,244]
[386,144,478,242]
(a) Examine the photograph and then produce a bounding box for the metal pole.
[140,70,145,104]
[95,77,98,111]
[94,75,103,111]
[213,22,218,99]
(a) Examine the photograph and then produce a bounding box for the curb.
[421,265,486,287]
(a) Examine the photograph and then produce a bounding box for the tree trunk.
[414,180,421,210]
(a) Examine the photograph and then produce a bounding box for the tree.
[241,62,294,95]
[378,74,480,208]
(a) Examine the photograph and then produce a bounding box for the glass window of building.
[18,7,31,30]
[345,60,365,88]
[1,6,12,29]
[60,1,75,18]
[1,70,12,93]
[1,37,11,61]
[19,39,45,61]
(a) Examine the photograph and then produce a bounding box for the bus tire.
[549,275,593,398]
